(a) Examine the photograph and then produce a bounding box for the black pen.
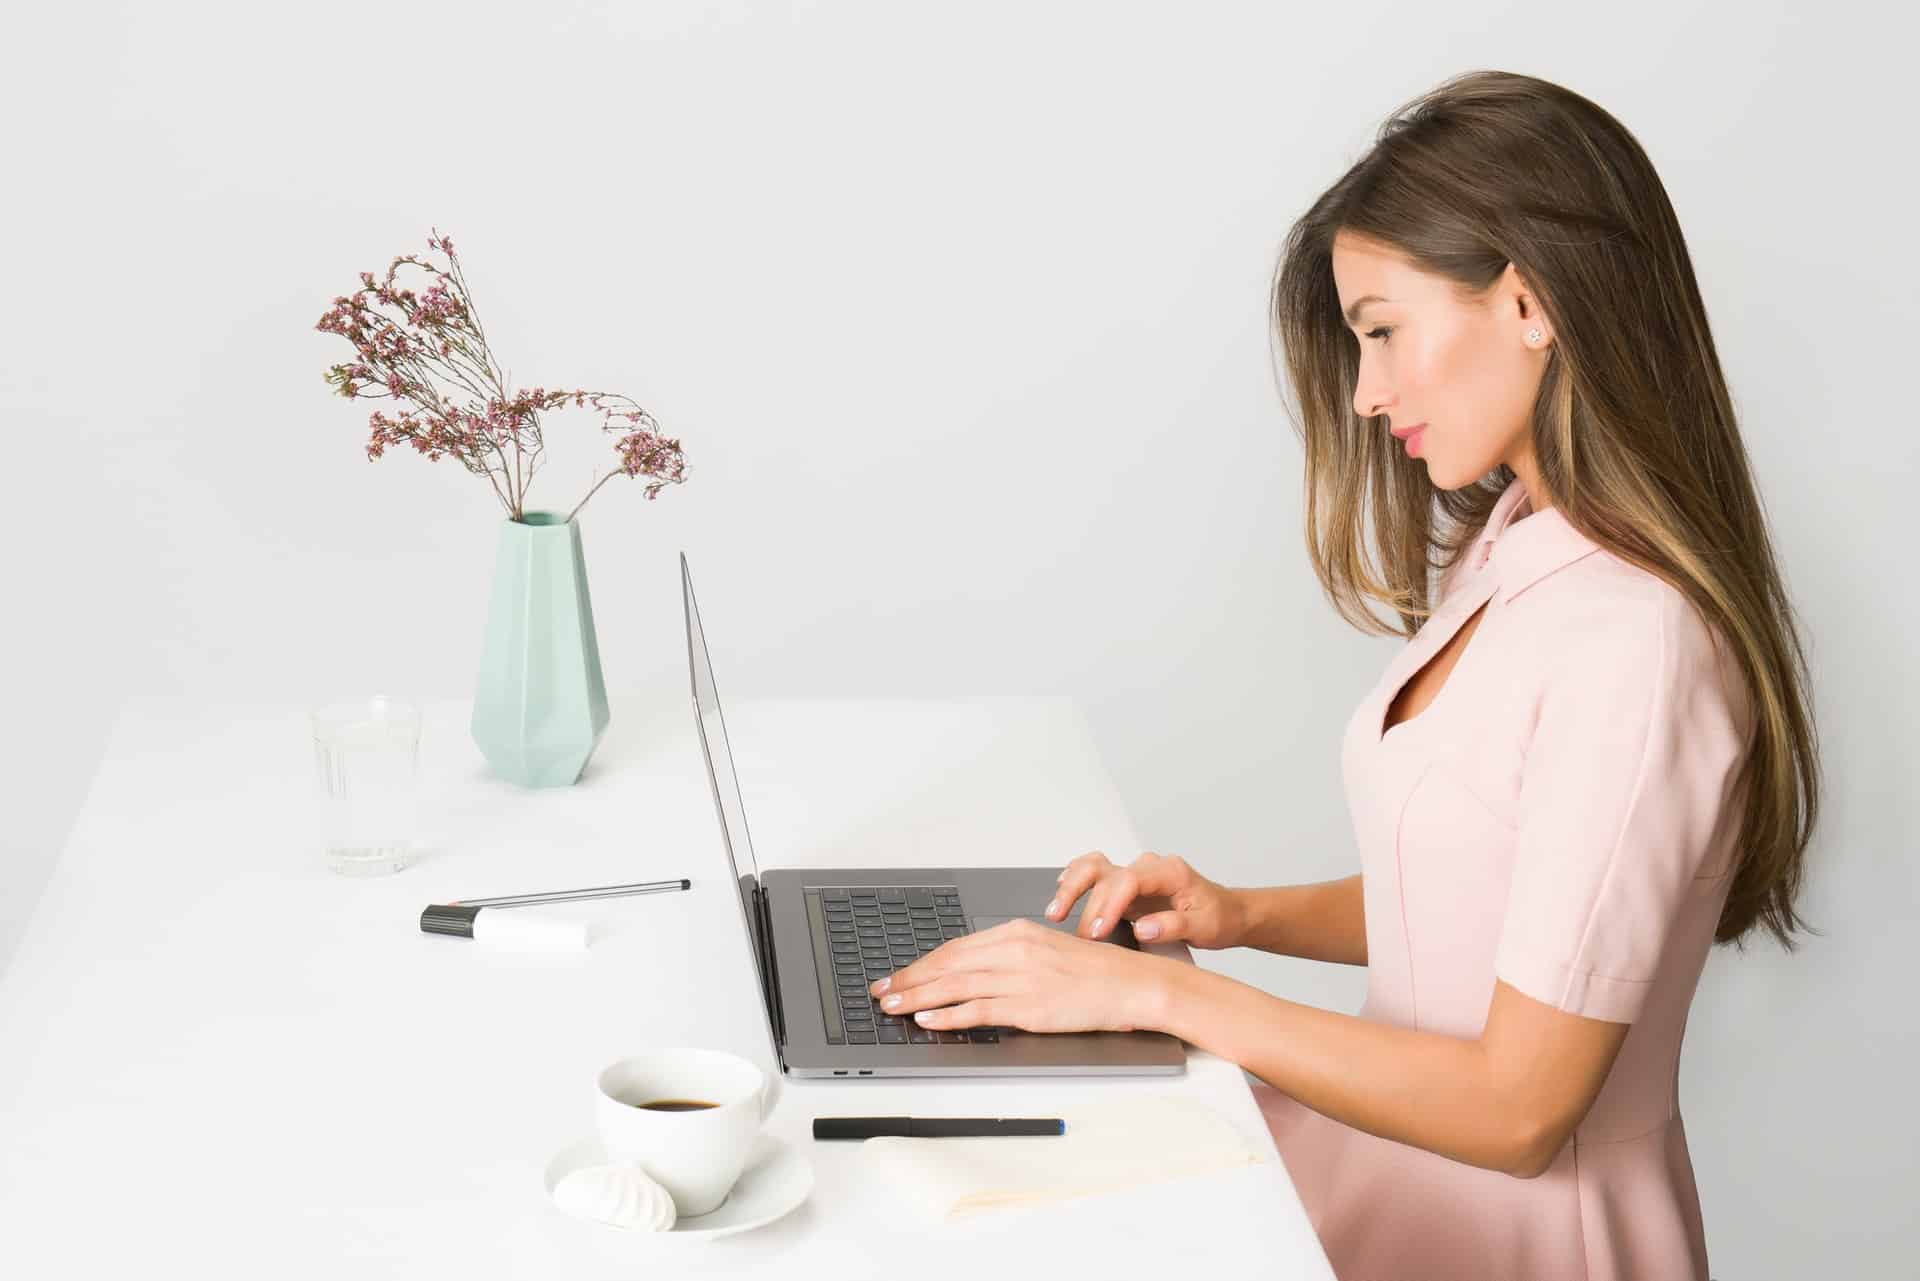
[813,1116,1065,1140]
[419,878,690,941]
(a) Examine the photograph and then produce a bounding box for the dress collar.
[1471,475,1603,603]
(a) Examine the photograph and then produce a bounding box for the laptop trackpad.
[970,915,1139,950]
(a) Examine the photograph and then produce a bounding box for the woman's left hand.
[868,917,1176,1034]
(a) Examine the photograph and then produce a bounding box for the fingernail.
[1135,921,1159,940]
[1092,916,1104,934]
[873,978,890,994]
[1046,899,1060,917]
[914,1010,934,1023]
[884,994,902,1009]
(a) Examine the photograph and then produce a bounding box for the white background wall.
[4,1,1913,1274]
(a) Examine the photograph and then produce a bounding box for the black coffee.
[636,1098,719,1112]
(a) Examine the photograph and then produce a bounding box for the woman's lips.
[1392,422,1427,456]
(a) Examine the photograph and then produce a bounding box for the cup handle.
[758,1067,784,1124]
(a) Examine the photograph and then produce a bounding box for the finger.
[1058,850,1107,883]
[1130,911,1178,942]
[870,919,1016,996]
[1091,852,1192,934]
[878,918,1052,997]
[1047,852,1109,922]
[1056,850,1107,891]
[1082,867,1142,939]
[877,969,1008,1017]
[1048,855,1093,916]
[908,997,1005,1031]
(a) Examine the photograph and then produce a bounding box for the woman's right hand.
[1046,850,1246,950]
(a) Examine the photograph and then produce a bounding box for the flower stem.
[565,469,620,524]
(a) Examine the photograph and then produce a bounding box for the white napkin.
[859,1093,1269,1224]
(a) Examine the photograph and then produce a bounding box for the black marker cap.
[420,903,483,938]
[814,1117,911,1140]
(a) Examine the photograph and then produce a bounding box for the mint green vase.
[471,511,610,787]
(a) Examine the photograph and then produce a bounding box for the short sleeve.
[1494,592,1752,1023]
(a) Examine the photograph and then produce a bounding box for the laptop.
[681,552,1188,1079]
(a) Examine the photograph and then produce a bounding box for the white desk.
[0,693,1332,1278]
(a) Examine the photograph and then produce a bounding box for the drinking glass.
[310,695,421,876]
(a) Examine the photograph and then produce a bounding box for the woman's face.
[1330,230,1554,495]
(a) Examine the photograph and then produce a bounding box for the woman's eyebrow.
[1343,294,1392,325]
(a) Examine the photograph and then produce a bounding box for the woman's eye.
[1365,327,1393,343]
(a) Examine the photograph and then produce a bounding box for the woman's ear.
[1503,261,1554,349]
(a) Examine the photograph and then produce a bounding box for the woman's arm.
[1234,875,1368,965]
[1148,967,1629,1178]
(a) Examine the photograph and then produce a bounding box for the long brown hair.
[1270,70,1820,952]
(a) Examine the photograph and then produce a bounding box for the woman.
[868,69,1820,1279]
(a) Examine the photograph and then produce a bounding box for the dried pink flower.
[316,227,687,522]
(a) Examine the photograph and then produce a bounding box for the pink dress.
[1254,474,1756,1280]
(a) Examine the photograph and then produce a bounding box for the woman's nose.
[1352,362,1392,420]
[1354,386,1394,421]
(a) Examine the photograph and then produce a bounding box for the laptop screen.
[681,552,764,886]
[681,553,783,1055]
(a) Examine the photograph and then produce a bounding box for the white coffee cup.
[595,1048,783,1218]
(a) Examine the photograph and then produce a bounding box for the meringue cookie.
[553,1163,678,1232]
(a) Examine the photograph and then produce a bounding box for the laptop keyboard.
[811,886,1006,1046]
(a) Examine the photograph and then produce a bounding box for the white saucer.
[543,1132,812,1242]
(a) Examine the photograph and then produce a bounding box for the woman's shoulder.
[1531,547,1712,650]
[1522,550,1755,745]
[1436,511,1738,675]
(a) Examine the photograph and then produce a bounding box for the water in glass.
[311,696,421,876]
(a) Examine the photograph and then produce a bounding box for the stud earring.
[1526,328,1542,345]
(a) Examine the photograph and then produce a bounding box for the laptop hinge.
[754,882,787,1063]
